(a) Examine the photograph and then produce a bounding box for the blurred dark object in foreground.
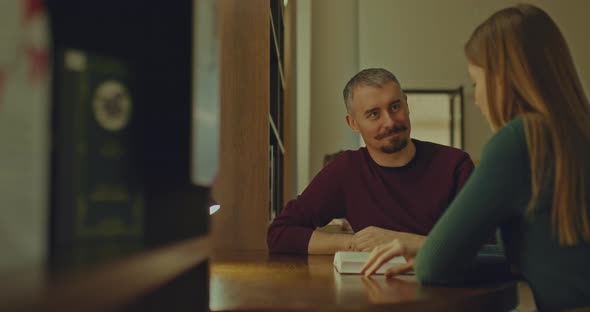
[43,0,210,311]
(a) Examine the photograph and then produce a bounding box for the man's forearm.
[308,230,353,254]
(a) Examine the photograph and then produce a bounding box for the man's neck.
[368,139,416,167]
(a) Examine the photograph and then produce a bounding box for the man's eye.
[368,112,379,118]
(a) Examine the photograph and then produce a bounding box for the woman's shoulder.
[488,118,526,147]
[481,118,529,164]
[501,117,526,135]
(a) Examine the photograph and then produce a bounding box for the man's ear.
[346,114,360,132]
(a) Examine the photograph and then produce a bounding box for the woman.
[361,4,590,311]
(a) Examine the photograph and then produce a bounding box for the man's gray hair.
[342,68,401,111]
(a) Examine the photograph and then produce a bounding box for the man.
[267,68,474,254]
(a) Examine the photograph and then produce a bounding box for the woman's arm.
[414,120,528,285]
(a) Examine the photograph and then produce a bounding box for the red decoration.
[0,70,5,109]
[23,0,44,24]
[27,47,48,84]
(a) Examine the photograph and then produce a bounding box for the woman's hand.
[360,238,422,277]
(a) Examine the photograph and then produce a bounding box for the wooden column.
[211,0,270,251]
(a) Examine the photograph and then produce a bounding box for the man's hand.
[307,230,353,254]
[350,226,425,252]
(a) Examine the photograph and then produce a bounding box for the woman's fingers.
[384,259,415,278]
[361,240,403,277]
[364,250,399,277]
[360,242,391,274]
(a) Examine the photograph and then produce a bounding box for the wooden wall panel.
[210,0,269,251]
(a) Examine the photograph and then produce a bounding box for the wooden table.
[210,251,518,311]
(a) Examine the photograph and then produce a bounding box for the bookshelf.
[48,0,210,269]
[2,1,213,310]
[269,0,286,221]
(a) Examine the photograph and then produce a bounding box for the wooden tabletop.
[210,250,518,312]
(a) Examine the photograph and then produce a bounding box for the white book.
[333,251,409,275]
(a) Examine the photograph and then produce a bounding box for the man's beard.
[375,125,409,154]
[380,136,409,154]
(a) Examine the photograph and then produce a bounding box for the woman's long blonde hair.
[465,4,590,245]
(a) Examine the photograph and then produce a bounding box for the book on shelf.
[333,251,410,275]
[51,48,144,269]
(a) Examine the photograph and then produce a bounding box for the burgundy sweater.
[267,139,475,254]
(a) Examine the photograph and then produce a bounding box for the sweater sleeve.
[415,120,528,284]
[267,155,348,254]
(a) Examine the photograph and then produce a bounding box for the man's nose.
[383,111,396,127]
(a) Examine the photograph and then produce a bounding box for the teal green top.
[415,118,590,311]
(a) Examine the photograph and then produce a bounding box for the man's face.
[346,81,411,154]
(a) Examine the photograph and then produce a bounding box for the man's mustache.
[375,125,408,140]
